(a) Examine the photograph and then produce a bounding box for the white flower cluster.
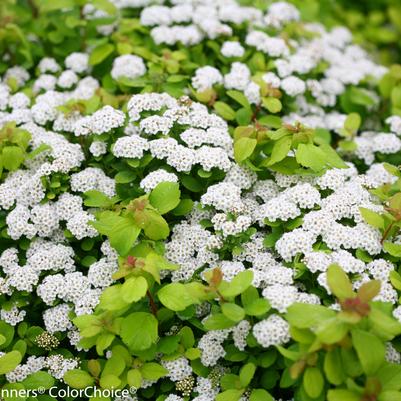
[111,93,233,173]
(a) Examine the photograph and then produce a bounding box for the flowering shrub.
[1,1,401,401]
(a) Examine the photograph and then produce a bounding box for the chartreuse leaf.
[216,389,244,401]
[92,212,140,256]
[324,348,345,385]
[376,364,401,391]
[265,136,292,166]
[316,317,348,344]
[227,90,251,109]
[262,97,282,113]
[140,363,168,380]
[218,271,253,298]
[351,329,385,375]
[143,210,169,240]
[127,369,142,388]
[221,303,245,322]
[84,190,116,208]
[149,182,181,214]
[239,363,256,387]
[390,270,401,290]
[250,389,274,401]
[214,101,236,121]
[286,303,336,328]
[101,354,126,378]
[379,391,401,401]
[383,242,401,257]
[100,374,121,389]
[121,276,148,303]
[359,207,385,229]
[121,312,158,352]
[344,113,361,133]
[327,389,360,401]
[0,351,22,374]
[90,43,115,65]
[296,143,326,171]
[22,371,55,389]
[158,283,198,311]
[303,367,324,398]
[99,284,129,311]
[244,298,270,316]
[204,314,237,330]
[2,146,24,171]
[326,264,354,300]
[64,369,94,389]
[234,137,257,163]
[96,333,115,356]
[2,383,26,401]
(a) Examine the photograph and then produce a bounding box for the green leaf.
[127,369,142,388]
[296,143,327,172]
[143,210,170,240]
[149,182,181,214]
[359,208,384,229]
[239,363,256,387]
[327,389,360,401]
[214,101,236,120]
[262,97,282,113]
[2,383,26,401]
[64,369,94,389]
[379,391,401,401]
[383,242,401,257]
[158,283,198,311]
[89,43,115,65]
[390,271,401,291]
[234,137,257,163]
[244,298,270,316]
[102,354,126,378]
[140,363,168,380]
[376,364,401,391]
[323,143,349,168]
[216,389,244,401]
[315,317,348,344]
[227,90,251,109]
[99,284,129,311]
[185,348,201,360]
[221,303,245,322]
[84,190,114,208]
[121,312,158,352]
[266,136,292,166]
[0,351,22,375]
[99,374,121,389]
[203,314,237,330]
[96,333,115,355]
[324,349,345,385]
[286,303,336,328]
[351,329,385,375]
[121,276,148,303]
[172,198,194,216]
[115,170,136,184]
[344,113,361,133]
[92,0,117,14]
[303,367,324,398]
[219,271,253,298]
[250,389,274,401]
[2,146,24,171]
[92,212,140,256]
[22,371,55,389]
[326,264,354,300]
[179,326,195,349]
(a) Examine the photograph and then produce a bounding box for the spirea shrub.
[1,1,401,401]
